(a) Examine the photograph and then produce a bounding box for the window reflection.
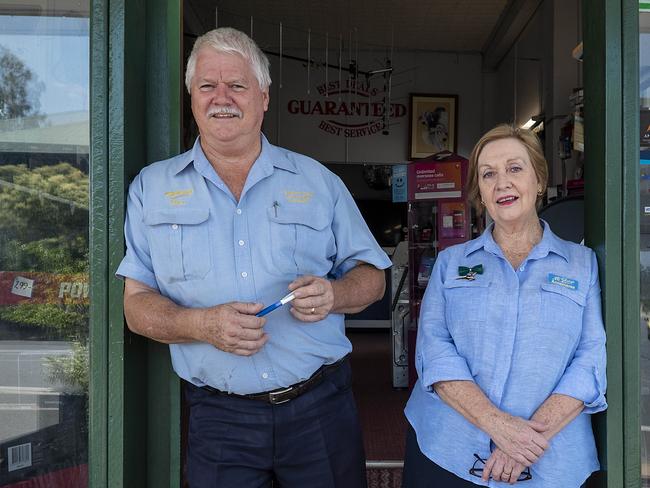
[0,5,89,487]
[641,10,650,486]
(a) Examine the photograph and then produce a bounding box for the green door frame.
[584,1,640,487]
[88,1,642,487]
[90,0,182,486]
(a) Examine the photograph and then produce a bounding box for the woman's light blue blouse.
[405,222,607,487]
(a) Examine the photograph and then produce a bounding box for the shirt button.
[519,266,524,272]
[238,240,245,246]
[241,272,248,278]
[236,209,242,215]
[262,372,269,379]
[171,224,178,230]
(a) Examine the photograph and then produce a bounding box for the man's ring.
[310,307,315,314]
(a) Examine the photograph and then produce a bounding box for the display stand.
[406,151,470,385]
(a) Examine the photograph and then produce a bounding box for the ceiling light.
[520,114,544,131]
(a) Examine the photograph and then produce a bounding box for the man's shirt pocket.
[266,203,335,276]
[144,208,212,283]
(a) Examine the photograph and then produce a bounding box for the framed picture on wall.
[409,94,458,159]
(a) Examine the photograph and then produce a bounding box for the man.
[116,27,391,488]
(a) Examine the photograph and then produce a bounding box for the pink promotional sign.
[407,160,464,201]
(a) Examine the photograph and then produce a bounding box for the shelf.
[409,242,438,249]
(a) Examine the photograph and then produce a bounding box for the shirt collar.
[171,134,299,176]
[464,219,570,262]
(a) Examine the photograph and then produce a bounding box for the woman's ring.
[310,307,315,314]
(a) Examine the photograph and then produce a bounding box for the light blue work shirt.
[405,221,607,487]
[116,135,391,394]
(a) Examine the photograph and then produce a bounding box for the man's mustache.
[207,106,242,118]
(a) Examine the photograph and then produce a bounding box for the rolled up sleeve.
[416,251,474,395]
[552,251,607,414]
[328,176,392,277]
[115,175,159,290]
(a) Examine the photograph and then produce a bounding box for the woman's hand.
[486,413,549,466]
[434,380,549,466]
[483,448,526,484]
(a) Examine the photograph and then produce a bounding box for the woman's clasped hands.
[483,413,549,484]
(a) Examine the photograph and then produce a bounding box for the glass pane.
[641,8,650,486]
[0,5,90,487]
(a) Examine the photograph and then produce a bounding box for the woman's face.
[477,138,540,229]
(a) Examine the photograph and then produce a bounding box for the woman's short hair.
[466,124,549,216]
[185,27,271,93]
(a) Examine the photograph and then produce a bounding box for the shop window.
[0,4,90,487]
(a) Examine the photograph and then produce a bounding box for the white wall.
[484,0,582,187]
[203,0,581,183]
[259,0,582,184]
[547,0,582,187]
[262,49,484,163]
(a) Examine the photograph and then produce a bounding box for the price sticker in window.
[11,276,34,298]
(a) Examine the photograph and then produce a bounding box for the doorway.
[180,0,585,483]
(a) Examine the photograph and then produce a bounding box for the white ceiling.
[185,0,512,53]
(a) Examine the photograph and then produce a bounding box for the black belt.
[200,355,349,405]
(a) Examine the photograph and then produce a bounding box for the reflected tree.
[0,45,45,127]
[0,162,89,390]
[642,266,650,340]
[0,163,88,346]
[642,266,650,311]
[0,162,88,273]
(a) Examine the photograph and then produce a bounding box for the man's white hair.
[185,27,271,93]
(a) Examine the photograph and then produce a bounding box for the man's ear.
[262,89,270,112]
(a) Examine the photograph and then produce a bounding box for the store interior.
[182,0,586,485]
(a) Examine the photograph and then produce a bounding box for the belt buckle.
[268,386,294,405]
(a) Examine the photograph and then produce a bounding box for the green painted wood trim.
[94,0,182,485]
[107,0,127,486]
[145,0,182,163]
[121,1,149,487]
[583,1,624,487]
[143,1,182,486]
[89,0,109,486]
[163,3,182,486]
[621,1,641,485]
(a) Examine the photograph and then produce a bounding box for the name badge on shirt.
[547,273,578,291]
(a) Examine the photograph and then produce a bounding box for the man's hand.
[196,302,267,355]
[482,448,527,484]
[486,413,549,467]
[287,275,335,322]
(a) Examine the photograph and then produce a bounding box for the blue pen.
[256,292,296,317]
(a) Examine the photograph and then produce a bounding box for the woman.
[402,124,606,487]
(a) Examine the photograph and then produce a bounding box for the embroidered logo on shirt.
[548,273,578,290]
[284,191,313,203]
[164,189,193,206]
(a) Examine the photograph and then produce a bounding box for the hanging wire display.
[325,32,329,97]
[205,6,397,135]
[279,22,283,89]
[307,28,311,95]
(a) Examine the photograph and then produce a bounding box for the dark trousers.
[184,360,367,488]
[402,424,479,488]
